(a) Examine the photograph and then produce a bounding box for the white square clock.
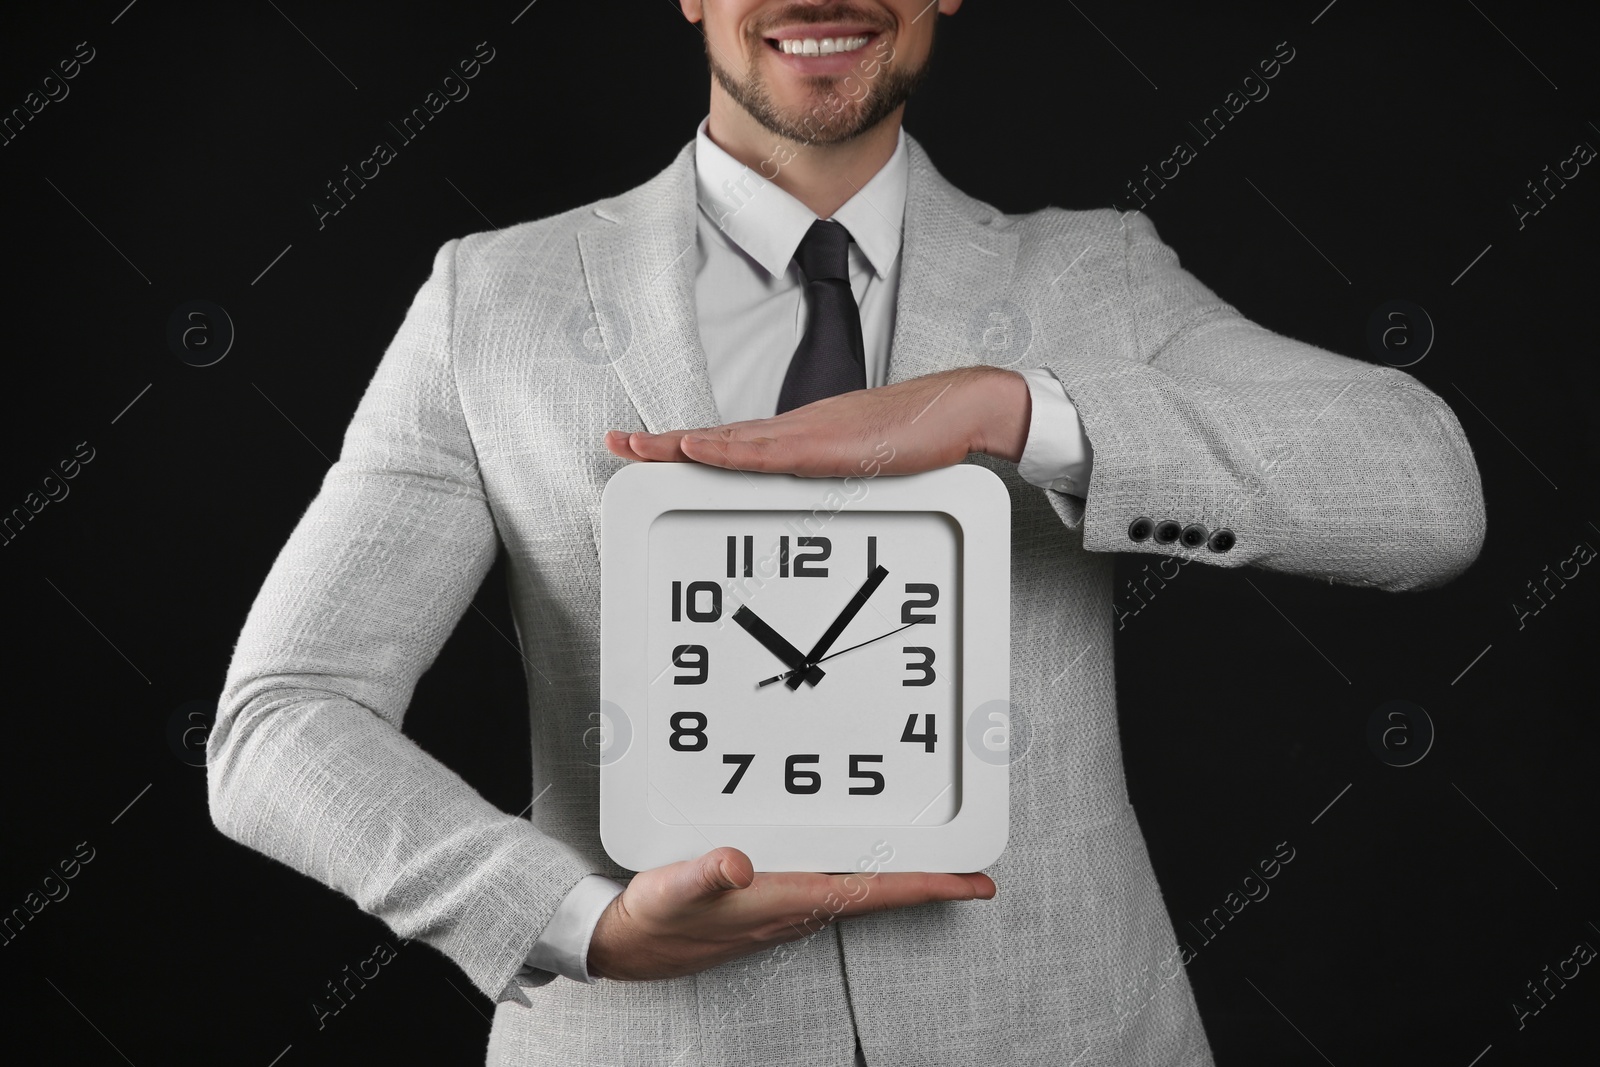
[598,462,1011,873]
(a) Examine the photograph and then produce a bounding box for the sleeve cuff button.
[1127,517,1154,541]
[1207,528,1236,553]
[1153,520,1181,544]
[1181,524,1208,548]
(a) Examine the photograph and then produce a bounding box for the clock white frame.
[598,462,1010,873]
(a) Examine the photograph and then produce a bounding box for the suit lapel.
[885,136,1022,386]
[577,140,724,433]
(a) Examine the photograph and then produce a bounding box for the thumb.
[685,846,755,897]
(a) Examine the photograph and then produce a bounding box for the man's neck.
[706,93,903,219]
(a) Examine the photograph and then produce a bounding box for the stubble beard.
[707,31,934,147]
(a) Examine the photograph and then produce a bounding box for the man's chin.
[754,96,881,145]
[711,52,914,148]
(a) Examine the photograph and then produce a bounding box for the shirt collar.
[694,115,906,281]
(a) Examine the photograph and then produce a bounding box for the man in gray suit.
[209,1,1486,1064]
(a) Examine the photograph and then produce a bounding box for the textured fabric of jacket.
[209,133,1486,1066]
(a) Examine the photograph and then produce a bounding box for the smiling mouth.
[765,33,875,56]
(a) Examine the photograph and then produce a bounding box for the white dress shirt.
[521,117,1096,983]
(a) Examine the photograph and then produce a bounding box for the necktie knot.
[795,219,853,284]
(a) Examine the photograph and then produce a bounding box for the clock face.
[645,510,961,828]
[599,463,1010,873]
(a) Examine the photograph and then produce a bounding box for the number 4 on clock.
[900,713,937,753]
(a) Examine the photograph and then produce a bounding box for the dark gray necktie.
[776,219,866,413]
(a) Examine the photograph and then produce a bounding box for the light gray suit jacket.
[209,132,1485,1066]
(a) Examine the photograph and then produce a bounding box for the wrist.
[966,366,1030,464]
[586,895,626,981]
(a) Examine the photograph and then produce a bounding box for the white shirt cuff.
[523,874,625,983]
[1015,367,1094,497]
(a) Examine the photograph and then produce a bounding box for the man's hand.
[604,366,1030,477]
[587,846,996,982]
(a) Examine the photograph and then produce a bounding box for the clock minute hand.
[786,564,890,690]
[732,605,825,687]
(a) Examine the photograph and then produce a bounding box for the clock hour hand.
[786,564,890,690]
[758,616,930,687]
[732,605,825,687]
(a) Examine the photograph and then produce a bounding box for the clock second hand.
[757,617,931,688]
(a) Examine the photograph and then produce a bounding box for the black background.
[1,1,1594,1064]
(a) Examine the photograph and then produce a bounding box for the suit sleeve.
[1034,210,1486,592]
[207,239,598,1007]
[522,874,626,983]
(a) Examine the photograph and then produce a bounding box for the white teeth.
[778,35,870,56]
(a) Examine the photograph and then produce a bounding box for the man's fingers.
[609,410,869,475]
[604,429,689,462]
[679,432,777,470]
[960,872,998,898]
[827,871,996,916]
[685,845,755,897]
[603,430,644,460]
[715,846,757,891]
[680,428,869,477]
